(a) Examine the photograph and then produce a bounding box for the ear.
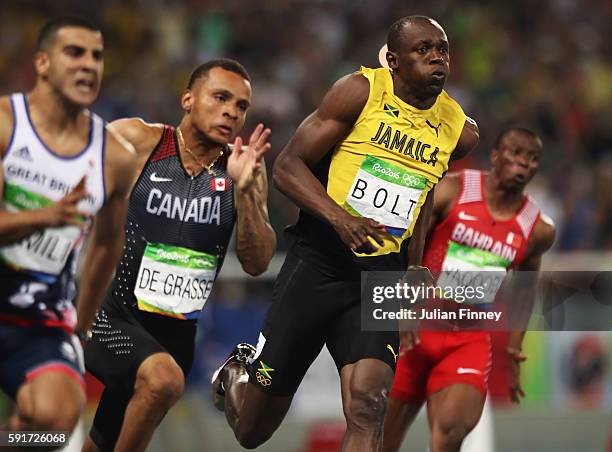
[34,51,50,78]
[386,50,399,72]
[490,148,499,166]
[181,90,193,114]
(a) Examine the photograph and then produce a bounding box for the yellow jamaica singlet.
[291,66,466,270]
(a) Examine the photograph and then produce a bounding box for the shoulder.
[451,116,479,161]
[104,124,137,168]
[434,171,462,212]
[0,96,14,154]
[317,71,370,122]
[438,171,462,191]
[439,90,465,115]
[529,212,556,254]
[108,117,165,157]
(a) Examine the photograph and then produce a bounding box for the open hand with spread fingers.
[228,123,271,193]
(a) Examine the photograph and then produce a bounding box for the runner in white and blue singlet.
[0,17,135,436]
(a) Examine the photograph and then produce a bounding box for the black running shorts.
[85,304,196,451]
[248,243,399,396]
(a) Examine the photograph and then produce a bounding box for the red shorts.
[390,331,491,405]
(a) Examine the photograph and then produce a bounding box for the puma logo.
[387,344,398,363]
[426,120,442,137]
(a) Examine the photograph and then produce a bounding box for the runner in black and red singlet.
[82,59,276,452]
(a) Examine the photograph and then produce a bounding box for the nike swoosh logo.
[150,172,173,182]
[457,367,482,375]
[458,211,479,221]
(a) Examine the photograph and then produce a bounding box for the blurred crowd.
[2,0,611,250]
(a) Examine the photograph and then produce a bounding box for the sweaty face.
[387,19,450,98]
[38,27,104,108]
[491,132,543,190]
[185,67,252,146]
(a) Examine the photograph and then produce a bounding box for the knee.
[432,418,474,448]
[345,386,389,431]
[235,424,270,450]
[136,360,184,407]
[26,397,82,432]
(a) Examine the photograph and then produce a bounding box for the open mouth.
[75,79,95,93]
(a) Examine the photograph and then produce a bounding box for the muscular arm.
[406,172,461,267]
[406,188,434,267]
[507,217,556,351]
[75,131,136,333]
[235,165,277,276]
[273,72,368,227]
[450,116,479,161]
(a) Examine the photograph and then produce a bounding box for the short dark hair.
[387,15,433,52]
[187,58,251,89]
[494,127,541,149]
[37,16,101,51]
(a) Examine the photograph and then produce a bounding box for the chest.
[132,156,234,229]
[446,204,526,267]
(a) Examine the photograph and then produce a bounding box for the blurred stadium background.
[1,0,611,450]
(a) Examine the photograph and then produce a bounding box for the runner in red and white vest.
[383,128,556,452]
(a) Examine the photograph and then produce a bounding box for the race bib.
[437,241,509,305]
[0,184,84,275]
[344,156,427,237]
[134,243,217,319]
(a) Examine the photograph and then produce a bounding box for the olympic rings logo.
[256,371,271,386]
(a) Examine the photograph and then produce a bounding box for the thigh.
[85,307,166,390]
[16,367,84,415]
[0,324,83,399]
[249,253,334,396]
[426,332,491,398]
[137,312,196,377]
[426,383,485,432]
[389,341,432,406]
[326,285,399,373]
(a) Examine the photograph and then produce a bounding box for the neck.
[28,82,83,133]
[392,73,437,110]
[177,117,223,160]
[484,172,525,212]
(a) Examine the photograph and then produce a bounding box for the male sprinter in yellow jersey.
[211,16,479,450]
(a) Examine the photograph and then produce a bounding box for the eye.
[64,46,85,57]
[238,104,248,112]
[417,47,427,54]
[439,47,449,55]
[214,94,226,102]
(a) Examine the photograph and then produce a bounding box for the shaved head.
[387,16,446,52]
